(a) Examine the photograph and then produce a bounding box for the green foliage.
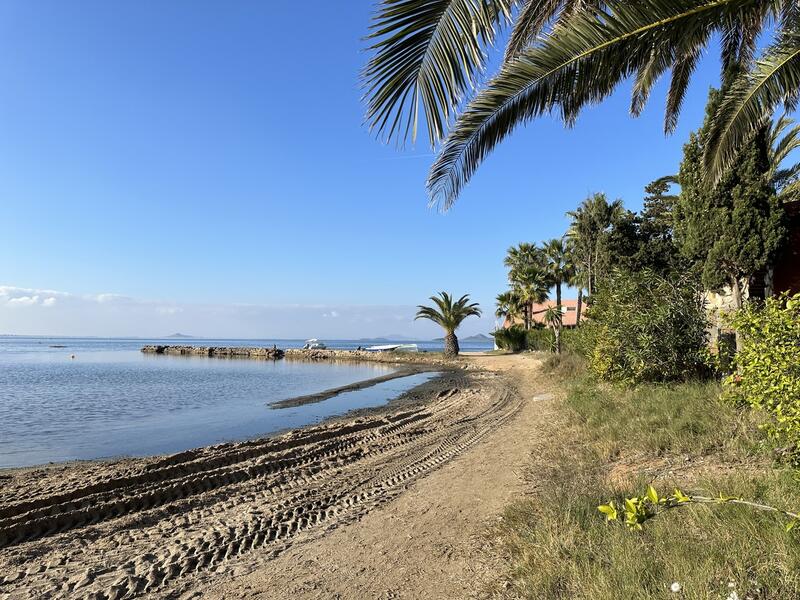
[725,293,800,461]
[567,192,623,294]
[502,242,549,330]
[582,269,709,383]
[524,327,552,352]
[491,326,527,352]
[675,86,785,298]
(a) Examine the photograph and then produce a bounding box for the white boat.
[394,344,419,353]
[303,339,327,350]
[365,343,419,353]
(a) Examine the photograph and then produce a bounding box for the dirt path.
[0,354,551,600]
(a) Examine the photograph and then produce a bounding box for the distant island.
[165,333,194,339]
[433,333,492,342]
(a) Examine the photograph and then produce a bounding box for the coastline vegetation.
[499,363,800,598]
[485,62,800,597]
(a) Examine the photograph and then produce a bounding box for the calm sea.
[0,336,486,468]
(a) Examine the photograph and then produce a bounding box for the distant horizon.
[0,332,494,342]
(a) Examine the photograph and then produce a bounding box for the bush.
[583,269,709,383]
[725,293,800,461]
[491,325,527,351]
[525,327,553,351]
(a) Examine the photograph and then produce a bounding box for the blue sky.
[0,1,724,338]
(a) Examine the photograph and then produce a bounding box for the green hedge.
[725,293,800,462]
[582,269,709,383]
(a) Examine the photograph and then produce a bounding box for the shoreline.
[0,363,462,475]
[0,355,516,598]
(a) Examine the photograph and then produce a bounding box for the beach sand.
[0,354,550,599]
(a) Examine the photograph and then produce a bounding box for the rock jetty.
[141,345,284,359]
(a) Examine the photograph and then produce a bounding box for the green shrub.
[491,325,527,352]
[525,327,553,351]
[725,293,800,461]
[583,269,709,383]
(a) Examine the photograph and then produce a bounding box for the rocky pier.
[141,345,285,359]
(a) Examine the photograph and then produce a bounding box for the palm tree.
[566,193,623,295]
[363,1,797,209]
[415,292,482,357]
[542,237,574,312]
[564,237,585,327]
[509,264,549,330]
[504,243,547,329]
[543,305,564,354]
[495,290,524,326]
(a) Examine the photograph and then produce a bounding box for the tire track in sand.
[0,373,519,600]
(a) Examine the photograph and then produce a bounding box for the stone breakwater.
[141,345,285,359]
[140,346,467,368]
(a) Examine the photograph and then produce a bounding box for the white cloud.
[7,295,39,306]
[0,284,496,339]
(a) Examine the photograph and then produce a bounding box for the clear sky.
[0,1,724,338]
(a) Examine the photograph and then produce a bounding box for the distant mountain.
[433,333,492,342]
[165,333,194,339]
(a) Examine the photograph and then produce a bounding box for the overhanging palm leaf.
[767,114,800,199]
[363,0,513,146]
[503,0,590,62]
[427,0,776,210]
[704,27,800,184]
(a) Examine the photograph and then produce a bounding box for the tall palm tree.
[363,1,797,209]
[564,237,585,327]
[566,193,623,295]
[415,292,482,357]
[542,237,574,312]
[504,243,547,329]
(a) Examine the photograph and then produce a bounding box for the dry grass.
[498,356,800,599]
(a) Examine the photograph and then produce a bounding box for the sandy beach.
[0,354,548,599]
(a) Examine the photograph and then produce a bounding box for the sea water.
[0,337,445,468]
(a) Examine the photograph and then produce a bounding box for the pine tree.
[675,88,785,314]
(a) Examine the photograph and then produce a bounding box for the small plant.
[599,485,800,532]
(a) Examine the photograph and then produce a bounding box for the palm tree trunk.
[554,325,561,354]
[444,333,460,358]
[576,288,583,327]
[556,281,562,309]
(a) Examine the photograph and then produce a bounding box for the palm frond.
[427,0,768,210]
[363,0,512,146]
[704,27,800,184]
[777,178,800,203]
